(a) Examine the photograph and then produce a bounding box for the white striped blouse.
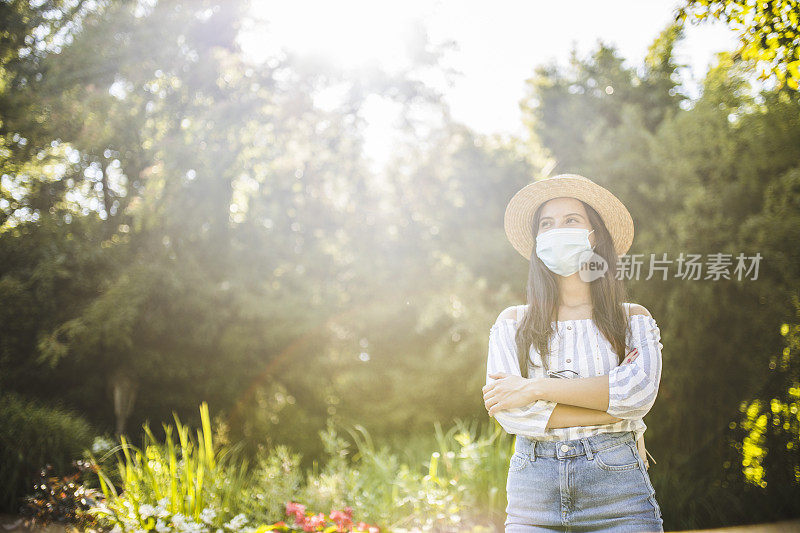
[485,303,663,443]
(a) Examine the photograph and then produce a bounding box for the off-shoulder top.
[485,302,663,445]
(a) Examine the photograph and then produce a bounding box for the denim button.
[567,325,572,330]
[560,444,569,452]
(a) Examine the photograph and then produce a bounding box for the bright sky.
[240,0,742,169]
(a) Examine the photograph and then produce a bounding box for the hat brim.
[504,174,634,260]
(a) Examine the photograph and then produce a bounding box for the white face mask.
[535,228,596,277]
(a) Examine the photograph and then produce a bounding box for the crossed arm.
[532,376,624,430]
[484,305,663,436]
[486,364,623,431]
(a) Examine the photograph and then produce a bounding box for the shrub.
[0,391,96,513]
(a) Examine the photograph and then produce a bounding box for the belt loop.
[582,437,593,460]
[530,440,537,461]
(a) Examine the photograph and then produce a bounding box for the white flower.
[110,525,123,533]
[156,498,171,517]
[172,513,188,529]
[200,508,217,524]
[223,513,248,530]
[156,518,171,533]
[169,513,206,533]
[139,504,156,519]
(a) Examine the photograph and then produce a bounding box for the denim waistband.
[514,430,636,461]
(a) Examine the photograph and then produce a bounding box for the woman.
[482,174,664,532]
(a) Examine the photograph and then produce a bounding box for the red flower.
[308,513,326,528]
[286,502,306,516]
[286,502,369,532]
[297,512,325,531]
[285,501,308,525]
[329,509,353,532]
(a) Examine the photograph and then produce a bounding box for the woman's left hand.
[483,373,541,416]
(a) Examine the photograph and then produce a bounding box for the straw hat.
[504,173,634,260]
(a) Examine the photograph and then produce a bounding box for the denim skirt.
[505,430,664,532]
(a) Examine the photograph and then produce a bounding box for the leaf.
[787,60,800,79]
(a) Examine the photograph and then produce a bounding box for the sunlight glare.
[243,0,427,73]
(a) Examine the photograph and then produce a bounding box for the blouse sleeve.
[486,314,557,437]
[606,314,663,420]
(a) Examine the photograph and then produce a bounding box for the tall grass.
[85,402,515,532]
[88,402,255,532]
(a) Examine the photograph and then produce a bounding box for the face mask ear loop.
[588,229,596,251]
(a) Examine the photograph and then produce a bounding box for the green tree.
[521,22,688,174]
[675,0,800,89]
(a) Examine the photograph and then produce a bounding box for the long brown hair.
[514,199,631,377]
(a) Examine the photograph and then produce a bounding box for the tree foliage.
[675,0,800,89]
